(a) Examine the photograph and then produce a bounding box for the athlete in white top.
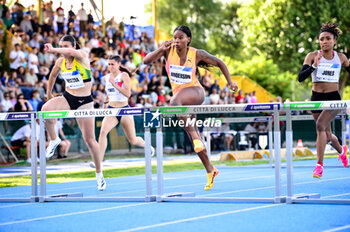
[93,55,154,171]
[298,22,350,178]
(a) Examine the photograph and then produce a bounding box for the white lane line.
[323,192,350,199]
[116,204,280,232]
[322,225,350,232]
[0,203,33,209]
[0,202,152,226]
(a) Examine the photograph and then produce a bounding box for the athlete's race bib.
[315,63,341,82]
[169,65,193,84]
[61,69,85,89]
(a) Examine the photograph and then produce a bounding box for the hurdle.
[0,112,39,202]
[284,100,350,204]
[37,107,156,202]
[149,103,285,203]
[205,116,273,167]
[279,113,347,168]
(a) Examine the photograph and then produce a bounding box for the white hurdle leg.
[30,113,38,202]
[285,105,293,203]
[268,118,273,167]
[273,105,282,203]
[39,113,47,202]
[156,126,164,202]
[144,127,153,201]
[341,112,346,146]
[206,128,211,161]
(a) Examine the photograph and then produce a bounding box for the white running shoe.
[151,146,155,157]
[97,176,106,191]
[46,138,61,159]
[89,161,96,169]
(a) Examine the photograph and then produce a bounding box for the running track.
[0,158,349,232]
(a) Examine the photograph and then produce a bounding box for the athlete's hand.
[45,93,54,100]
[160,40,173,52]
[313,51,322,67]
[228,81,238,94]
[44,43,55,53]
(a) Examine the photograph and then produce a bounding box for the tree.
[146,0,243,59]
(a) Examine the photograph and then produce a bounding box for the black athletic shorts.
[11,139,25,147]
[63,91,93,110]
[310,90,341,114]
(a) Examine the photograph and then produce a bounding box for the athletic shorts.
[108,104,130,122]
[11,139,25,147]
[63,91,93,110]
[311,90,341,114]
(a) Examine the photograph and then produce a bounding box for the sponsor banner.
[41,111,69,119]
[186,106,238,114]
[119,108,144,116]
[286,102,322,110]
[244,104,280,112]
[286,101,350,110]
[156,106,188,114]
[221,116,271,123]
[6,112,35,120]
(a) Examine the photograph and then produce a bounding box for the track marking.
[0,202,152,226]
[117,204,280,232]
[322,225,350,232]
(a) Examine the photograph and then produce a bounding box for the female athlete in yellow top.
[42,35,105,190]
[144,25,238,190]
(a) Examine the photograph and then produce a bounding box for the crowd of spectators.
[0,0,259,116]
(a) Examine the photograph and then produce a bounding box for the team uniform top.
[312,51,341,83]
[105,73,128,102]
[165,46,202,95]
[60,58,92,89]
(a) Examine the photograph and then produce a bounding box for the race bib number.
[169,65,193,84]
[61,70,84,89]
[315,63,341,82]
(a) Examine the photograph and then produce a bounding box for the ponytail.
[119,65,132,77]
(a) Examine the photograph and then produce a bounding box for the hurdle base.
[40,194,157,202]
[287,193,321,204]
[0,197,37,203]
[158,196,282,204]
[290,192,350,204]
[157,192,195,202]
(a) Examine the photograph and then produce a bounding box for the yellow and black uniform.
[61,58,93,110]
[165,46,203,95]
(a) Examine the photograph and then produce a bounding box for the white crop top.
[105,73,128,102]
[311,51,341,83]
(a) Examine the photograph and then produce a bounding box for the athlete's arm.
[298,52,318,82]
[196,49,238,92]
[339,53,350,73]
[111,73,131,98]
[143,40,172,64]
[44,43,89,65]
[46,58,63,99]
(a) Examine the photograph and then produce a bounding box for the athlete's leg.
[41,96,70,140]
[120,115,145,147]
[76,102,101,172]
[98,116,118,162]
[171,87,214,173]
[313,109,339,164]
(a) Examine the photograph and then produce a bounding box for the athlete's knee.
[316,121,327,132]
[84,137,97,148]
[99,128,109,137]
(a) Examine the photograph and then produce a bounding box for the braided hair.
[319,21,342,40]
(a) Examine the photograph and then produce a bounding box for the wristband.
[311,64,317,69]
[104,101,108,104]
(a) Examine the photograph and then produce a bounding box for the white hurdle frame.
[284,101,350,204]
[205,116,274,167]
[37,108,156,202]
[0,113,39,202]
[153,103,284,203]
